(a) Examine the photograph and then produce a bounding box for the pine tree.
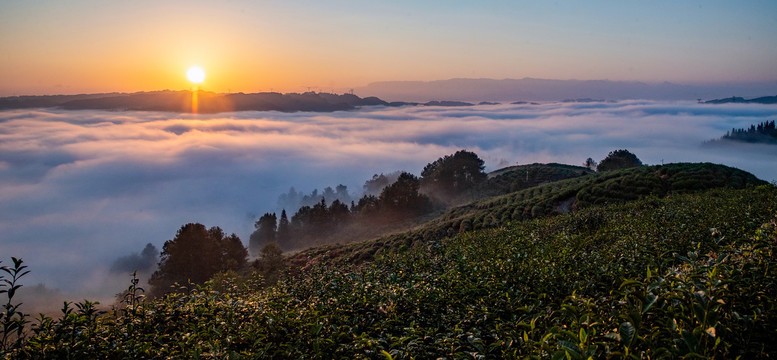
[249,213,277,256]
[277,209,291,249]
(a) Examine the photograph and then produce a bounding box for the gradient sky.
[2,0,776,96]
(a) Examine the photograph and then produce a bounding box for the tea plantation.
[2,166,776,358]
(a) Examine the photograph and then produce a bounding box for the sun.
[186,66,206,84]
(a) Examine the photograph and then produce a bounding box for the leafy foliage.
[253,242,284,285]
[1,258,30,352]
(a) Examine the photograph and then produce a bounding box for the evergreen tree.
[291,205,312,233]
[277,209,291,249]
[220,233,248,271]
[249,213,277,256]
[355,194,380,217]
[329,199,350,229]
[309,199,331,235]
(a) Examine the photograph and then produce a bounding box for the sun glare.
[186,66,206,84]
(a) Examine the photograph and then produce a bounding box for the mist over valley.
[1,100,776,310]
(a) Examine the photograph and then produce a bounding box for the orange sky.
[1,1,776,96]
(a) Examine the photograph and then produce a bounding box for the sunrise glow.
[2,1,775,96]
[187,66,206,84]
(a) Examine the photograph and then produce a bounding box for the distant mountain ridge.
[0,90,389,113]
[356,77,777,102]
[5,85,777,114]
[0,91,498,113]
[703,95,777,104]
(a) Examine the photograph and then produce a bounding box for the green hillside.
[430,162,763,237]
[3,163,774,359]
[293,163,765,267]
[6,185,775,358]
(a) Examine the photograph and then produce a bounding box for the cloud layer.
[1,101,776,301]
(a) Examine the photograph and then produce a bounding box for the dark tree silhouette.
[720,120,777,143]
[250,213,277,256]
[354,194,380,217]
[328,199,350,229]
[421,150,486,200]
[285,197,354,246]
[379,172,431,218]
[277,185,354,213]
[220,233,249,271]
[583,157,597,171]
[309,199,331,235]
[149,223,247,295]
[277,209,291,249]
[291,205,309,228]
[597,149,643,172]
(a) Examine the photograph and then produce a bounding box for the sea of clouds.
[1,100,776,307]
